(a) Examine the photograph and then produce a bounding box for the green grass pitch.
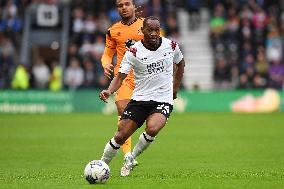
[0,113,284,189]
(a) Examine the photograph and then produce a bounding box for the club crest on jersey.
[171,41,177,50]
[137,28,143,35]
[129,47,137,57]
[125,39,136,49]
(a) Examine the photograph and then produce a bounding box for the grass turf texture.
[0,113,284,189]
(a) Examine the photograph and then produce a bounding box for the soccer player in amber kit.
[101,0,144,173]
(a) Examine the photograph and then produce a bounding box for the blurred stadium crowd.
[0,0,284,90]
[210,0,284,90]
[0,0,28,89]
[0,0,179,90]
[67,0,179,89]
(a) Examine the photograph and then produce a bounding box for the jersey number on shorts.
[157,104,170,115]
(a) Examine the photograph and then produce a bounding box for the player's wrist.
[173,91,177,99]
[107,89,114,95]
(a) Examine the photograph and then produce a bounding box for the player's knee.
[145,126,159,137]
[114,132,126,145]
[114,127,129,145]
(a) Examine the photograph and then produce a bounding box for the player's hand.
[104,64,114,79]
[173,91,177,100]
[99,90,112,103]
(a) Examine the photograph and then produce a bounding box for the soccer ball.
[84,160,110,184]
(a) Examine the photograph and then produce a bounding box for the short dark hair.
[116,0,134,4]
[143,16,160,28]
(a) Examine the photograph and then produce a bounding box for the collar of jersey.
[121,17,138,26]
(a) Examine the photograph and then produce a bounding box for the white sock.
[132,132,155,159]
[101,137,120,164]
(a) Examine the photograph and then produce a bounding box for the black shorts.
[120,100,173,127]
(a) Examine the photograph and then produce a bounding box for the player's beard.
[147,37,160,48]
[120,10,135,21]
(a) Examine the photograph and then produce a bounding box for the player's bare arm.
[173,58,185,99]
[99,72,128,103]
